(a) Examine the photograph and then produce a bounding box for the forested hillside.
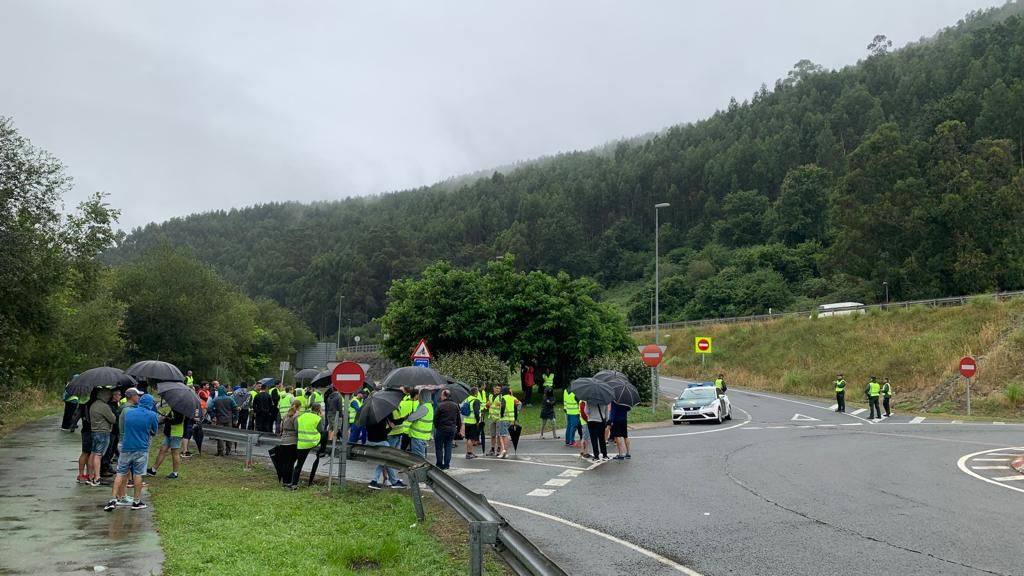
[109,3,1024,334]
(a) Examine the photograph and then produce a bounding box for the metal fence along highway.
[201,425,566,576]
[629,289,1024,332]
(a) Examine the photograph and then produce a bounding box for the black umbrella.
[355,389,406,427]
[66,367,137,398]
[593,370,630,386]
[609,381,641,407]
[569,377,614,404]
[310,370,332,389]
[155,381,202,418]
[192,421,205,454]
[258,377,279,387]
[294,368,320,381]
[442,377,472,405]
[509,422,523,454]
[126,360,184,382]
[380,366,447,391]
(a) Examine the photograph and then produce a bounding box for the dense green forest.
[108,3,1024,334]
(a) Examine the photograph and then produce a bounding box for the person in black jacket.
[433,390,463,470]
[252,384,276,433]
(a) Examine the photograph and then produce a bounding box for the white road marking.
[909,417,926,424]
[971,465,1010,470]
[526,488,555,497]
[816,424,836,427]
[850,409,867,416]
[952,420,963,424]
[796,425,814,428]
[828,404,838,410]
[984,453,1019,456]
[766,426,788,429]
[973,458,1011,462]
[957,447,1024,495]
[491,501,704,576]
[791,413,820,421]
[732,389,875,425]
[445,468,489,476]
[841,423,863,426]
[558,469,583,477]
[993,422,1006,425]
[544,478,572,487]
[743,427,762,430]
[476,457,587,471]
[993,475,1024,481]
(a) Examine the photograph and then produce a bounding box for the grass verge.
[0,386,63,439]
[148,452,509,575]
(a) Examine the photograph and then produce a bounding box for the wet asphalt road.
[0,416,162,576]
[444,377,1024,576]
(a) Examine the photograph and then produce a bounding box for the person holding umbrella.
[347,390,368,444]
[61,374,82,432]
[148,408,185,479]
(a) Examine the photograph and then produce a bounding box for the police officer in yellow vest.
[485,384,502,456]
[563,388,581,446]
[295,387,310,412]
[834,373,846,413]
[463,387,482,459]
[865,376,882,420]
[881,377,893,417]
[288,402,324,490]
[185,370,194,387]
[347,390,367,444]
[388,387,416,452]
[714,374,727,395]
[405,390,434,460]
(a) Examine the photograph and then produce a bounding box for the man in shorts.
[106,388,158,511]
[148,409,185,479]
[486,384,502,456]
[609,402,631,460]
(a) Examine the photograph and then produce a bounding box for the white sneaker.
[116,497,134,507]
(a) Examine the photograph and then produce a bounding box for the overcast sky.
[1,0,1000,229]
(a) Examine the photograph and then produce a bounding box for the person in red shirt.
[522,365,535,406]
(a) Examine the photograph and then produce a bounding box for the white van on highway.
[815,302,866,318]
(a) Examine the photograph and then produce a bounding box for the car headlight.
[701,400,720,412]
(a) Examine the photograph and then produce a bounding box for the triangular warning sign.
[411,339,432,360]
[791,413,820,422]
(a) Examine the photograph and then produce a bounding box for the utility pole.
[654,202,670,410]
[336,294,343,348]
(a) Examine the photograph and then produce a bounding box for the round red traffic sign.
[641,344,664,367]
[696,338,711,352]
[332,361,366,394]
[958,356,977,378]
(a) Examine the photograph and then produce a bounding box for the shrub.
[1006,382,1024,407]
[575,350,653,402]
[432,350,509,391]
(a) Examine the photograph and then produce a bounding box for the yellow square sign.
[694,336,713,354]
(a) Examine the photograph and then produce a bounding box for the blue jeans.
[348,425,367,444]
[368,440,398,484]
[565,414,581,445]
[410,438,427,460]
[434,430,454,468]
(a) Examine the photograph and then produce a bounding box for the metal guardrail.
[339,344,381,353]
[630,289,1024,332]
[201,425,566,576]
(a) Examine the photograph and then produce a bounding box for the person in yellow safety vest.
[246,387,258,430]
[714,374,727,395]
[406,389,434,460]
[295,387,309,412]
[388,388,416,452]
[185,370,194,387]
[563,388,581,447]
[311,388,324,408]
[495,386,519,459]
[276,384,294,432]
[865,376,882,420]
[288,402,324,490]
[542,369,555,389]
[347,391,367,444]
[834,373,847,413]
[149,409,185,479]
[485,384,503,456]
[881,377,893,417]
[462,387,482,459]
[474,387,489,455]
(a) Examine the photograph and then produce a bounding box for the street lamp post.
[654,202,670,411]
[883,281,889,304]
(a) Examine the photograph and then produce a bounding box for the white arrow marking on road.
[909,417,926,424]
[957,447,1024,495]
[526,488,555,497]
[791,413,820,421]
[971,465,1010,470]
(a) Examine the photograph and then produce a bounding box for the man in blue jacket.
[105,388,158,511]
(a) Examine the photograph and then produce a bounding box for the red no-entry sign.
[640,344,664,367]
[332,361,366,394]
[959,356,977,378]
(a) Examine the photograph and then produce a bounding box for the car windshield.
[679,387,716,400]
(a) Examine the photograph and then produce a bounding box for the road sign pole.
[327,410,338,493]
[652,366,658,413]
[339,393,350,486]
[967,377,971,416]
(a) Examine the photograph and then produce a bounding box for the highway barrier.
[202,425,566,576]
[630,289,1024,332]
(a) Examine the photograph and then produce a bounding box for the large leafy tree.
[381,257,630,380]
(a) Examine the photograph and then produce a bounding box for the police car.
[672,382,732,424]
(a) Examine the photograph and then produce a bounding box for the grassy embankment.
[148,451,509,575]
[0,385,63,439]
[638,298,1024,419]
